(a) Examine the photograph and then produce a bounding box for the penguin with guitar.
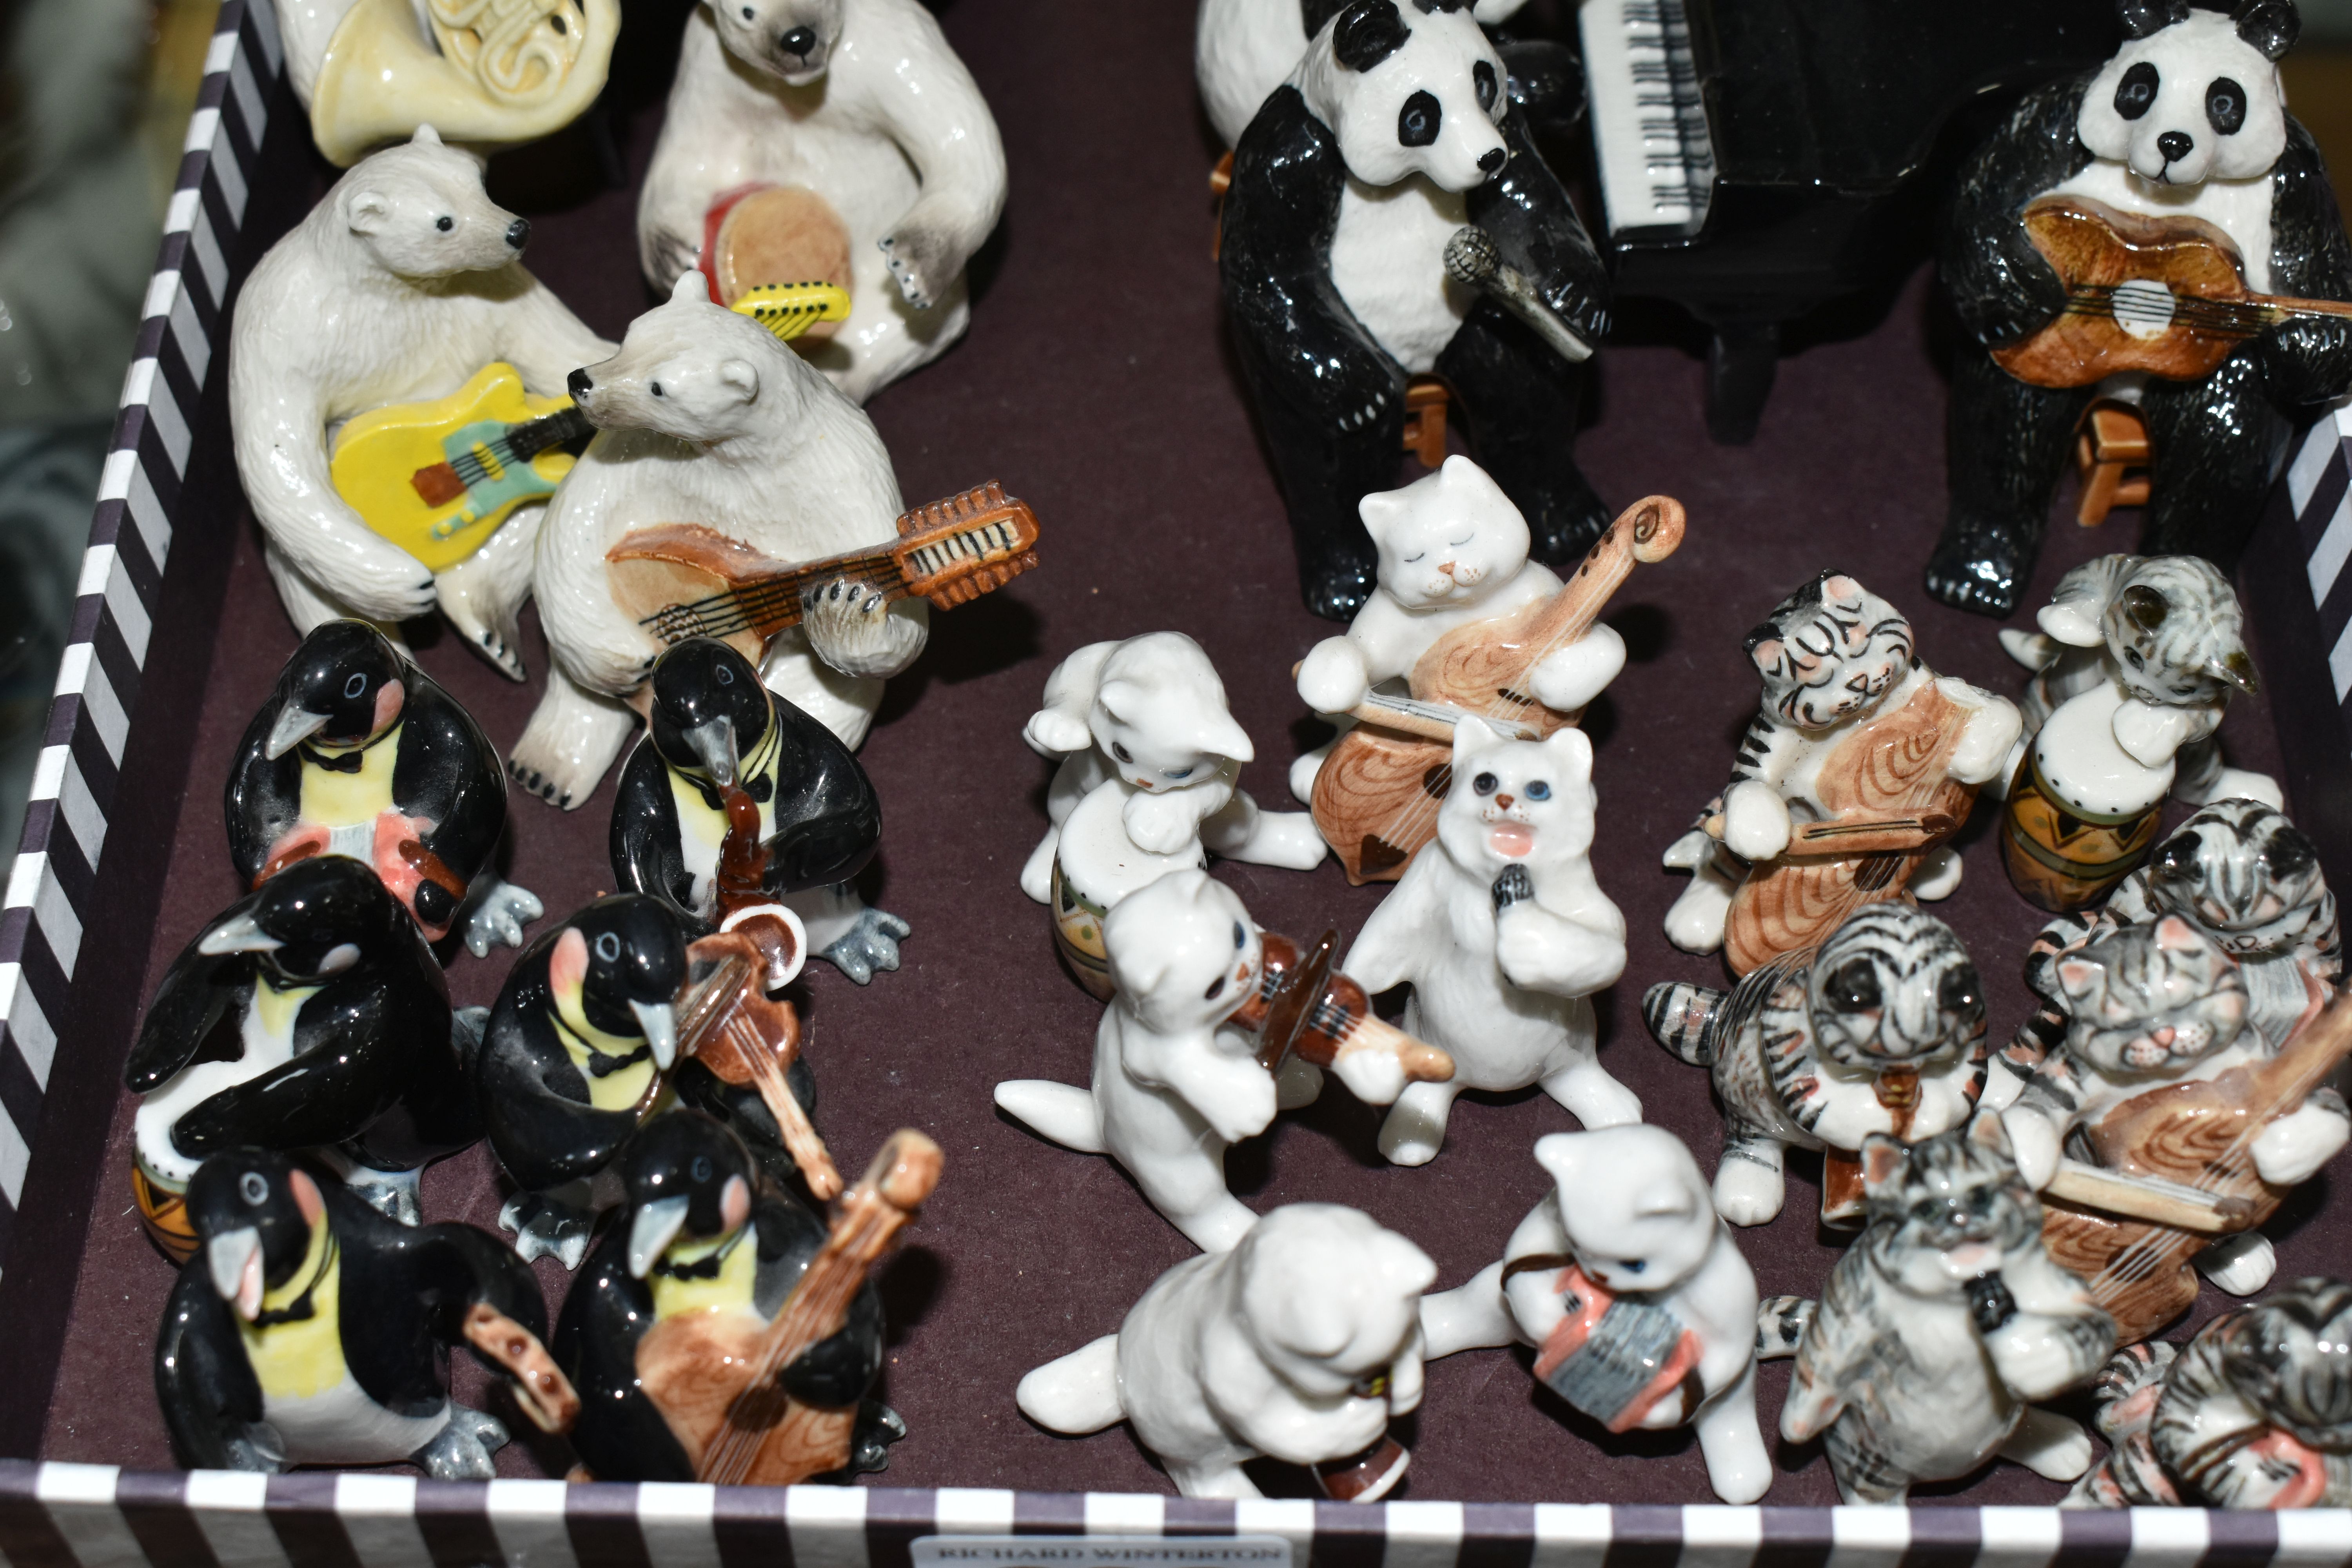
[1929,0,2352,617]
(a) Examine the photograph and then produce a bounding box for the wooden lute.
[2041,971,2347,1345]
[608,482,1041,666]
[1993,196,2352,388]
[635,1130,942,1486]
[1310,495,1686,884]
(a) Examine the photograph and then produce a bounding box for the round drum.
[2001,747,2163,913]
[701,183,852,336]
[134,1163,198,1265]
[1048,860,1115,1001]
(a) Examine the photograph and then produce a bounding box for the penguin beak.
[208,1227,266,1321]
[199,914,283,956]
[684,718,738,787]
[630,999,679,1071]
[265,706,333,760]
[627,1196,691,1279]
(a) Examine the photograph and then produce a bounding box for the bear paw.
[879,215,957,311]
[802,578,922,678]
[822,906,912,985]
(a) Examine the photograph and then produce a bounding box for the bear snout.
[568,368,593,402]
[780,25,816,57]
[1477,148,1506,177]
[506,218,532,251]
[2158,129,2194,164]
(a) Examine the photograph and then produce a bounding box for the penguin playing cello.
[227,620,540,956]
[552,1111,935,1484]
[611,638,908,982]
[154,1149,575,1477]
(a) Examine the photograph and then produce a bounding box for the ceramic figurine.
[1417,1126,1770,1504]
[1018,633,1326,996]
[1346,717,1639,1164]
[636,0,1006,405]
[1660,572,2021,975]
[125,858,481,1260]
[1196,0,1536,148]
[154,1149,575,1476]
[995,869,1451,1252]
[1018,1202,1434,1501]
[2073,1278,2352,1507]
[227,621,539,958]
[516,272,931,810]
[280,0,619,166]
[1755,1118,2115,1504]
[1998,554,2279,911]
[229,129,614,673]
[612,637,907,983]
[1293,472,1679,883]
[1643,903,1989,1229]
[551,1111,934,1484]
[1219,0,1611,618]
[1929,0,2352,617]
[1998,914,2349,1338]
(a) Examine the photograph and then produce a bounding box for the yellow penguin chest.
[239,1227,345,1401]
[649,1230,760,1324]
[252,978,321,1044]
[667,726,783,885]
[298,726,403,829]
[552,998,659,1114]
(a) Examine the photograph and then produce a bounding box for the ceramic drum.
[2002,686,2170,913]
[699,184,853,332]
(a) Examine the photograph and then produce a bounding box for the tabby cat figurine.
[2073,1278,2352,1509]
[1644,903,1988,1228]
[1759,1117,2114,1504]
[1661,572,2019,974]
[1998,554,2279,911]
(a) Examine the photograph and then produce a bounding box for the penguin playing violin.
[227,620,540,956]
[154,1149,573,1477]
[552,1111,902,1482]
[125,856,480,1252]
[611,637,908,984]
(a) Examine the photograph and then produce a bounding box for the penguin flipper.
[123,927,251,1091]
[481,1023,642,1193]
[170,1020,412,1161]
[751,1192,885,1412]
[609,742,701,927]
[555,1241,698,1483]
[223,705,304,886]
[397,680,510,891]
[760,695,881,894]
[154,1267,276,1471]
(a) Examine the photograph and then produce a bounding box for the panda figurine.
[1929,0,2352,617]
[1220,0,1610,620]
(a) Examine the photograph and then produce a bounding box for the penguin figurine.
[227,619,540,957]
[611,638,908,984]
[125,856,480,1254]
[478,894,826,1265]
[155,1149,562,1477]
[553,1110,903,1482]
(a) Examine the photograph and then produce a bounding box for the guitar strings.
[2059,285,2285,339]
[444,408,592,487]
[641,515,1029,638]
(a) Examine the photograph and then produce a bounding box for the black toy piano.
[1577,0,2120,441]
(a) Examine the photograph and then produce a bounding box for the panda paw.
[460,879,544,958]
[846,1399,908,1476]
[821,906,912,985]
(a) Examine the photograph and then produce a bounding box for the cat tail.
[1016,1334,1126,1434]
[993,1082,1108,1154]
[1755,1295,1813,1361]
[1644,980,1723,1067]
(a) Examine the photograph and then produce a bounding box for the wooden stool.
[1403,378,1449,468]
[1209,151,1233,260]
[2075,401,2151,527]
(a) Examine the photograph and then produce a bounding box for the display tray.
[3,0,2350,1537]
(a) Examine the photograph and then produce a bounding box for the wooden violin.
[1230,929,1452,1089]
[1994,196,2352,389]
[1310,495,1684,884]
[635,1130,943,1486]
[2041,973,2347,1345]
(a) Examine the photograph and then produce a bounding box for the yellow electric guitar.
[329,284,852,574]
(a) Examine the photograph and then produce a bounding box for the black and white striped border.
[0,0,282,1268]
[2287,402,2352,719]
[0,1462,2347,1568]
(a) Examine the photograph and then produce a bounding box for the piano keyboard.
[1579,0,1715,237]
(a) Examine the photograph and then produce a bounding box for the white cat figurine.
[1419,1125,1771,1503]
[1290,457,1624,804]
[1347,717,1639,1164]
[1017,1202,1435,1500]
[1020,633,1325,995]
[996,869,1444,1251]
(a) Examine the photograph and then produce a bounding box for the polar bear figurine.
[996,869,1439,1252]
[228,127,615,677]
[1418,1126,1771,1503]
[637,0,1007,406]
[1290,456,1626,804]
[521,270,926,976]
[1017,1202,1436,1500]
[1347,716,1638,1164]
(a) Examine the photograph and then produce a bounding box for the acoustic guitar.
[633,1129,943,1486]
[607,481,1042,666]
[1993,195,2352,388]
[1309,495,1685,884]
[330,363,590,573]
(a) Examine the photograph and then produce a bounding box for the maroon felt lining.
[29,0,2344,1508]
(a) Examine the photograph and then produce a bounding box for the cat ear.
[1967,1110,2015,1161]
[1531,1132,1587,1188]
[1631,1178,1698,1222]
[1747,636,1784,675]
[1541,725,1593,782]
[2055,956,2103,998]
[1452,715,1505,765]
[1358,488,1405,539]
[2152,914,2203,954]
[1859,1132,1907,1194]
[1191,706,1255,764]
[1821,574,1861,603]
[1096,681,1142,727]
